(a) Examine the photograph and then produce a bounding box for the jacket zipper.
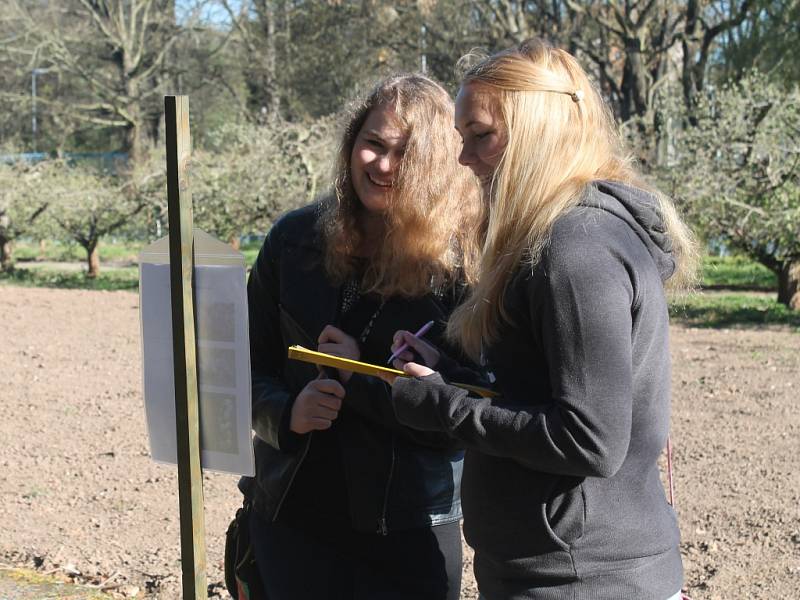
[378,433,396,535]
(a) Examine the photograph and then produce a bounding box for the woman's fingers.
[310,377,345,399]
[312,405,339,421]
[290,378,346,434]
[391,358,435,378]
[390,349,415,363]
[308,416,334,430]
[317,326,360,379]
[317,343,356,359]
[389,330,440,367]
[404,361,435,378]
[318,324,347,344]
[391,330,408,349]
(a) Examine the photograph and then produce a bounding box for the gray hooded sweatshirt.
[391,181,683,600]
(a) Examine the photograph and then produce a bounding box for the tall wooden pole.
[164,95,207,600]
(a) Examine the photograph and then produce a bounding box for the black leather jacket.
[238,203,464,533]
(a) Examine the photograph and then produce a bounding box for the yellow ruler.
[287,345,498,398]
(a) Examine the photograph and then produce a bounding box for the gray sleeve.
[391,231,636,478]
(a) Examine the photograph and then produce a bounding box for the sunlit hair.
[319,74,484,297]
[448,38,699,359]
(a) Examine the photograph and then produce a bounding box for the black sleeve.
[343,372,461,450]
[390,234,636,478]
[247,224,304,452]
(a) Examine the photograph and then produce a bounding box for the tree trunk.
[620,40,649,123]
[114,43,145,172]
[0,237,12,272]
[124,108,145,171]
[777,260,800,310]
[86,243,100,279]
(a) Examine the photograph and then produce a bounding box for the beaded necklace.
[341,277,386,344]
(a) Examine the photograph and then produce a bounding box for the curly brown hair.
[319,73,484,298]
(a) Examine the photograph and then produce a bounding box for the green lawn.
[2,249,797,330]
[13,238,258,266]
[0,265,138,291]
[700,255,776,290]
[12,239,142,264]
[669,291,800,330]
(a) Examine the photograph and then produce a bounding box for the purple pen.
[386,320,435,364]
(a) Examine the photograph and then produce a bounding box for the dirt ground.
[1,285,798,599]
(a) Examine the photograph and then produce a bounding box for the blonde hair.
[448,39,698,359]
[320,74,484,297]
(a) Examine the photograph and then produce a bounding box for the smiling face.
[350,103,408,214]
[454,83,508,193]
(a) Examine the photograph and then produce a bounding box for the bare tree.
[218,0,282,120]
[680,0,755,121]
[2,0,197,168]
[434,1,757,125]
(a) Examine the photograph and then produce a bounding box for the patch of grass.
[12,240,83,262]
[669,291,800,330]
[701,255,776,290]
[4,249,796,332]
[0,266,138,291]
[95,241,143,263]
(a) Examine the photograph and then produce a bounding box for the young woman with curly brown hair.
[239,73,483,600]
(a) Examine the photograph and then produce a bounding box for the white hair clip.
[570,89,584,103]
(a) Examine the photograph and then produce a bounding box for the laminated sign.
[138,229,255,476]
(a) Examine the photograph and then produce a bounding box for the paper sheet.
[139,262,254,476]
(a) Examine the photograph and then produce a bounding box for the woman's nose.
[458,145,475,166]
[376,152,394,173]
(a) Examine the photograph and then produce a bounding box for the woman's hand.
[379,360,436,386]
[390,329,440,367]
[290,376,345,434]
[375,330,437,386]
[317,325,360,383]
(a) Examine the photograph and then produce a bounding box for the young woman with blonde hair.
[385,39,697,600]
[239,73,482,600]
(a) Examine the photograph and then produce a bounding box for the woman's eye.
[475,131,490,140]
[368,139,383,148]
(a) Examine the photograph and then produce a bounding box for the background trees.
[0,0,797,307]
[0,164,49,270]
[665,72,800,308]
[21,161,147,277]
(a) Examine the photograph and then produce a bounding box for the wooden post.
[164,95,207,600]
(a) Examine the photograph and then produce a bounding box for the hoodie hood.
[584,180,676,282]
